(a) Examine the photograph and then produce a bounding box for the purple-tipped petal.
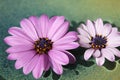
[32,54,44,79]
[84,49,94,61]
[96,56,105,66]
[15,50,35,69]
[47,16,65,39]
[93,50,101,58]
[63,51,76,64]
[23,54,39,75]
[20,18,38,41]
[102,48,115,62]
[6,44,33,53]
[53,42,79,50]
[52,21,69,41]
[49,50,69,65]
[38,14,49,37]
[54,31,78,45]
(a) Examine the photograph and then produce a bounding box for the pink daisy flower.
[4,14,79,79]
[77,18,120,66]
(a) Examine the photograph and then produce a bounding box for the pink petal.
[52,21,69,41]
[103,23,112,36]
[38,14,49,37]
[20,18,38,41]
[95,18,104,35]
[29,16,42,38]
[32,54,44,79]
[4,36,33,46]
[96,56,105,66]
[63,51,76,64]
[93,50,101,58]
[43,54,50,71]
[54,31,78,45]
[23,54,39,75]
[86,20,96,37]
[7,51,29,60]
[53,42,79,50]
[47,16,65,39]
[15,50,35,69]
[101,48,115,62]
[48,50,69,65]
[50,58,63,75]
[6,44,33,53]
[8,27,33,42]
[49,16,57,25]
[84,49,95,61]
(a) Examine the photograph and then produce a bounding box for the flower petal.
[4,36,33,46]
[38,14,49,37]
[103,23,112,36]
[8,27,33,42]
[54,31,78,45]
[48,50,69,65]
[107,28,120,47]
[15,50,35,69]
[106,47,120,58]
[23,54,39,75]
[78,35,91,44]
[6,44,33,53]
[84,49,95,61]
[63,51,76,64]
[20,18,38,41]
[101,48,115,62]
[32,54,44,79]
[50,58,63,75]
[52,21,69,41]
[28,16,42,38]
[86,20,96,37]
[96,56,105,66]
[53,42,79,50]
[95,18,104,35]
[47,16,65,39]
[43,54,50,71]
[77,27,90,39]
[93,50,101,58]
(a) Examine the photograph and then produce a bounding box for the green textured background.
[0,0,120,80]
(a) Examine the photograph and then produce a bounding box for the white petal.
[84,49,95,61]
[101,48,115,62]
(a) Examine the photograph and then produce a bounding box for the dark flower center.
[89,35,107,49]
[34,38,53,54]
